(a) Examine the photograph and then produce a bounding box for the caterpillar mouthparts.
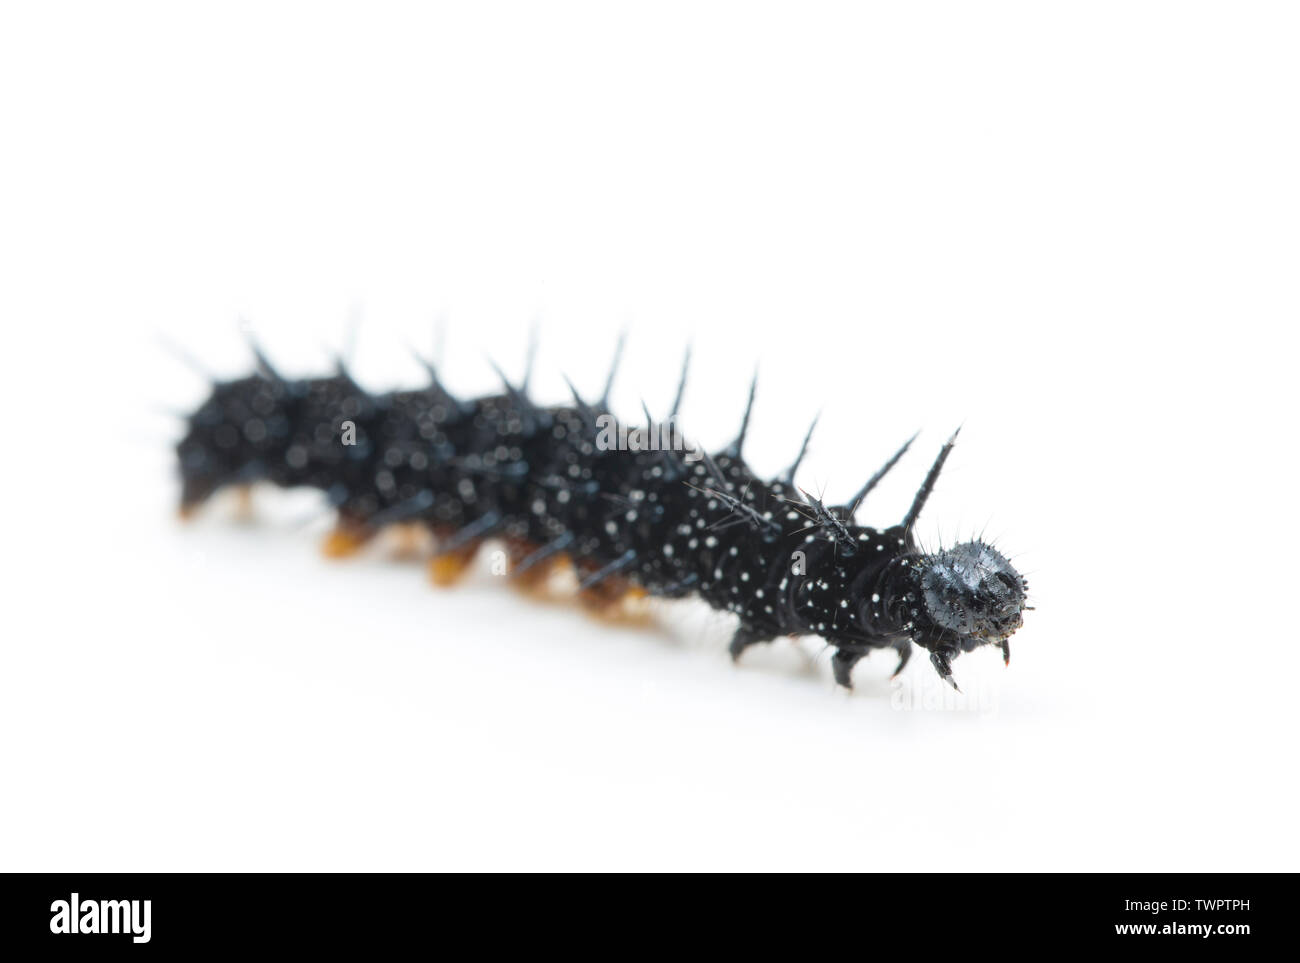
[175,334,1030,691]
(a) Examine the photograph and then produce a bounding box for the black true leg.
[729,624,773,662]
[831,649,864,689]
[891,641,913,678]
[929,649,961,692]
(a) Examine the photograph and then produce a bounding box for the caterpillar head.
[915,540,1027,653]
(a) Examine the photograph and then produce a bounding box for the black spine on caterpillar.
[176,338,1030,690]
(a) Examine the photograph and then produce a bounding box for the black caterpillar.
[176,336,1029,690]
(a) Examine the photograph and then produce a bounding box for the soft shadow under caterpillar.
[175,336,1030,690]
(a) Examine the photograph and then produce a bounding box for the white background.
[2,2,1296,871]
